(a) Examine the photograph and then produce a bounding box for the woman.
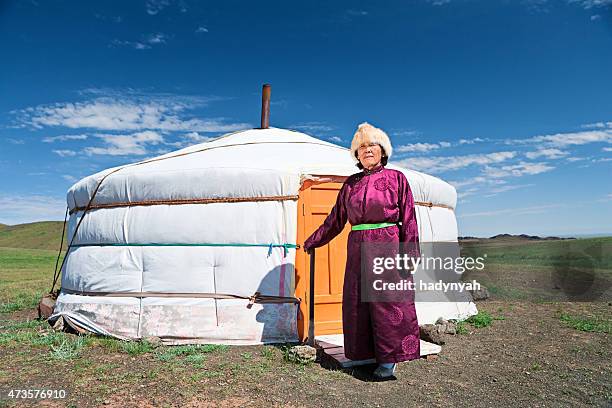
[303,122,421,380]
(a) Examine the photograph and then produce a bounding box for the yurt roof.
[67,127,457,212]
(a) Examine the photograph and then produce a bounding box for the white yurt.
[49,90,477,345]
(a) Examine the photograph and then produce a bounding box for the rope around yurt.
[49,138,338,302]
[49,136,454,304]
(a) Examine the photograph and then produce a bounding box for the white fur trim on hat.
[350,122,393,162]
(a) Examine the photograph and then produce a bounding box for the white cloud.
[392,151,517,173]
[581,122,608,129]
[62,174,79,183]
[484,183,536,197]
[196,26,209,33]
[84,131,164,156]
[7,138,25,145]
[391,130,419,137]
[449,177,524,199]
[94,14,123,23]
[507,129,612,148]
[525,148,569,159]
[146,0,171,15]
[52,149,77,157]
[43,134,88,143]
[529,130,612,148]
[528,0,612,11]
[458,137,485,144]
[603,147,612,152]
[290,122,334,133]
[165,131,217,148]
[458,204,563,218]
[448,176,492,189]
[111,39,151,50]
[18,95,250,133]
[328,136,343,143]
[147,33,168,44]
[111,33,169,50]
[568,0,612,9]
[425,0,451,5]
[0,194,67,225]
[183,131,213,142]
[591,14,602,20]
[482,161,554,178]
[457,187,479,199]
[395,141,451,153]
[346,9,369,16]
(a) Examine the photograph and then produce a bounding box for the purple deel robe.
[304,164,421,363]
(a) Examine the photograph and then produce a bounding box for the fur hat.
[350,122,393,163]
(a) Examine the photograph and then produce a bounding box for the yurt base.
[315,334,441,368]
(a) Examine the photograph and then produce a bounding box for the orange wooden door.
[295,177,349,340]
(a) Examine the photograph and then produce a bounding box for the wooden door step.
[315,334,441,368]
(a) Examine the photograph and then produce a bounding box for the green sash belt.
[351,222,397,231]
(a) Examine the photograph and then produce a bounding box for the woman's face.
[357,141,383,169]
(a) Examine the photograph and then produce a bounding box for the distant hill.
[459,234,576,241]
[0,221,66,250]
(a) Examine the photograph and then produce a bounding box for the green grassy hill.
[0,221,66,250]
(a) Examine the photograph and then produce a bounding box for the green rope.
[71,242,299,257]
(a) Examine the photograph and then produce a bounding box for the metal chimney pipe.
[260,84,271,129]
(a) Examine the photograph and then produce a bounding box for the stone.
[286,345,317,363]
[37,294,56,320]
[435,317,457,335]
[419,324,445,345]
[470,282,490,301]
[143,336,163,348]
[443,320,457,335]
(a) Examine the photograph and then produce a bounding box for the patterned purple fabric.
[304,164,421,363]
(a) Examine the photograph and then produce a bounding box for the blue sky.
[0,0,611,236]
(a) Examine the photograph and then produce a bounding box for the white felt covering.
[51,127,476,343]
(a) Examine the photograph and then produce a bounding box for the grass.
[456,311,505,333]
[0,291,43,313]
[50,336,88,360]
[558,312,611,334]
[460,236,612,270]
[462,238,611,301]
[121,340,156,355]
[0,221,66,251]
[0,231,610,406]
[456,321,469,334]
[185,353,206,368]
[0,247,61,314]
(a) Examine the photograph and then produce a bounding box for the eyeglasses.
[358,143,380,151]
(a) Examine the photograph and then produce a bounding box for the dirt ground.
[1,299,610,408]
